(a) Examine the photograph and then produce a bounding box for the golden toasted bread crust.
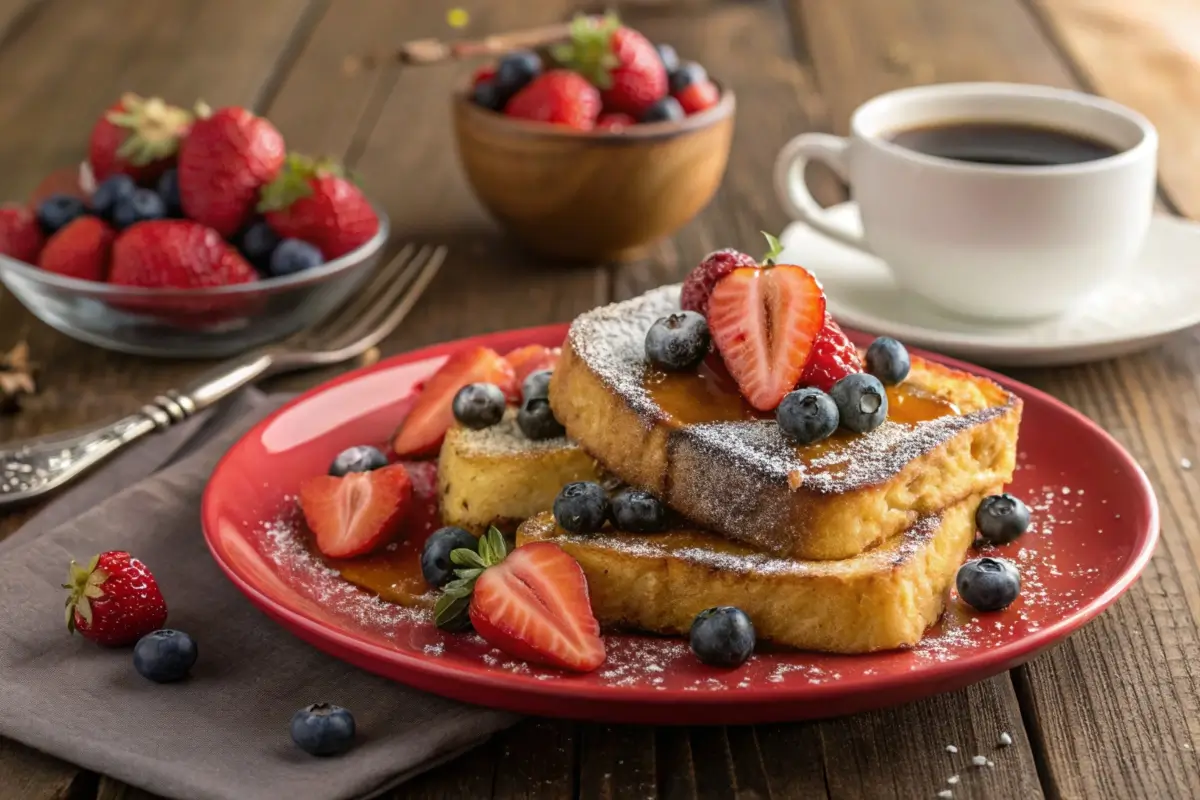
[517,490,990,654]
[551,286,1022,560]
[438,409,602,533]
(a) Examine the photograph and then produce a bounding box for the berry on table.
[64,551,168,647]
[452,382,507,430]
[328,445,389,477]
[111,188,167,229]
[504,70,602,130]
[553,481,609,533]
[90,175,137,222]
[133,629,198,683]
[611,489,667,533]
[777,387,839,445]
[668,61,708,94]
[522,368,554,403]
[865,336,911,385]
[799,315,863,392]
[36,194,88,235]
[956,557,1021,612]
[690,606,755,667]
[640,96,684,123]
[268,238,324,277]
[0,204,45,264]
[518,396,566,440]
[830,372,888,433]
[291,703,356,757]
[655,43,680,73]
[421,526,479,588]
[494,50,542,96]
[238,220,281,270]
[39,217,115,281]
[645,311,710,371]
[680,248,759,318]
[975,493,1031,545]
[675,80,720,115]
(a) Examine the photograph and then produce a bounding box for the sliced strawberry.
[799,314,863,392]
[469,541,605,672]
[392,347,518,458]
[299,464,413,558]
[504,344,561,386]
[707,265,826,411]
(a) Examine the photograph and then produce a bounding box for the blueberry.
[689,606,755,668]
[269,238,324,276]
[452,382,506,430]
[157,168,183,216]
[865,337,911,385]
[830,373,888,433]
[132,629,198,683]
[655,43,680,73]
[645,311,709,371]
[518,396,565,440]
[36,194,88,234]
[975,493,1031,545]
[239,220,281,270]
[668,61,708,94]
[956,557,1021,612]
[494,50,541,95]
[522,369,553,402]
[611,489,666,533]
[421,526,478,588]
[328,445,388,476]
[777,387,839,445]
[553,481,609,533]
[640,96,685,124]
[471,80,509,112]
[111,188,166,229]
[290,703,356,757]
[90,175,137,221]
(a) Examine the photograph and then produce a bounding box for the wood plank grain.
[578,725,656,800]
[0,737,81,800]
[790,0,1200,797]
[0,0,38,47]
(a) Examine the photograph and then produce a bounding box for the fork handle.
[0,352,277,508]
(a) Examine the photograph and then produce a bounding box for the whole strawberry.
[110,220,257,288]
[680,248,759,319]
[259,154,379,259]
[178,106,285,237]
[0,204,45,264]
[89,93,193,185]
[39,217,115,281]
[553,14,667,117]
[64,551,168,647]
[504,70,601,130]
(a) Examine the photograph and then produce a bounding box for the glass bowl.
[0,211,389,359]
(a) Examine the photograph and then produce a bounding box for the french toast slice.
[438,408,603,533]
[516,489,993,654]
[550,285,1022,561]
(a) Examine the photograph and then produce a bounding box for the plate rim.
[201,322,1160,716]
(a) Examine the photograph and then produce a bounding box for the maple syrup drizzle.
[329,538,435,609]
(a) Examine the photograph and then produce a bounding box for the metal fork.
[0,244,446,508]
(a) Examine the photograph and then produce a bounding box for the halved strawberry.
[504,344,561,385]
[299,463,413,558]
[707,265,826,411]
[435,529,605,672]
[392,347,518,458]
[799,314,863,392]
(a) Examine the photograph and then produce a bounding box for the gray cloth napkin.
[0,389,518,800]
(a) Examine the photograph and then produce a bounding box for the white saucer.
[777,202,1200,367]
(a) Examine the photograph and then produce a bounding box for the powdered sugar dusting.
[454,408,578,457]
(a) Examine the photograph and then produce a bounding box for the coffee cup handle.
[773,133,870,253]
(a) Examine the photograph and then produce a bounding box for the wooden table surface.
[0,0,1197,797]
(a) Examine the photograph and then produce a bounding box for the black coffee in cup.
[886,122,1120,167]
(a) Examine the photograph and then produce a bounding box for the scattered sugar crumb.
[946,745,958,753]
[972,755,988,766]
[998,732,1013,747]
[937,791,952,799]
[947,775,959,785]
[987,760,994,768]
[1182,458,1193,470]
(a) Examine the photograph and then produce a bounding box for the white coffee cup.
[773,83,1158,322]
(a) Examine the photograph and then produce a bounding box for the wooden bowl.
[453,87,736,262]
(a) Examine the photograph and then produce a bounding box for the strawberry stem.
[761,231,784,266]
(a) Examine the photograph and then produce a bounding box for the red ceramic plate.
[201,324,1158,724]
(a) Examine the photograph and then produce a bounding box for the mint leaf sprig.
[433,526,508,631]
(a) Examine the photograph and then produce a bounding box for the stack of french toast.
[432,243,1024,657]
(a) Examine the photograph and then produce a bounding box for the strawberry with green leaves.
[88,93,193,185]
[435,528,606,673]
[64,551,168,647]
[259,154,379,260]
[552,13,667,118]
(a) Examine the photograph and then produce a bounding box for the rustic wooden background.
[1,0,1198,797]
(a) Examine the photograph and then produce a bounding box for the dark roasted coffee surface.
[887,122,1120,166]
